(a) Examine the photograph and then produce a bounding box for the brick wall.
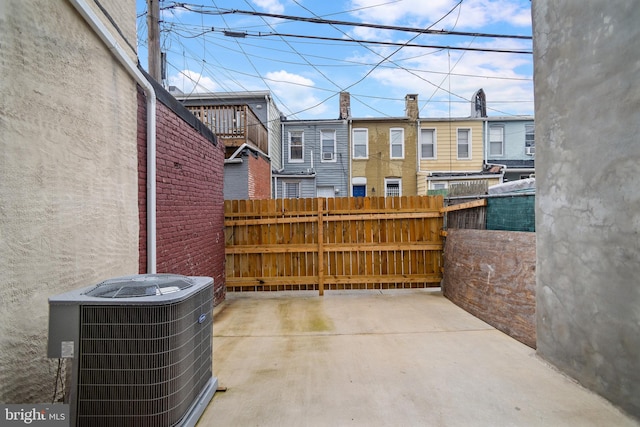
[442,229,536,348]
[138,86,226,305]
[247,151,271,199]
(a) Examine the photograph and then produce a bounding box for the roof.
[173,90,272,101]
[418,116,485,122]
[485,115,535,122]
[282,118,347,125]
[490,160,535,168]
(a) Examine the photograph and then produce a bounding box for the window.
[285,182,300,198]
[431,182,447,190]
[385,178,402,197]
[420,129,436,159]
[390,128,404,159]
[457,128,471,159]
[353,128,368,158]
[489,125,504,156]
[317,186,336,198]
[525,124,535,147]
[289,131,303,162]
[321,130,336,161]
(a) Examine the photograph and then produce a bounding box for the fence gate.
[224,196,444,295]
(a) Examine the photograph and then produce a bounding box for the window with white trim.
[320,130,336,161]
[457,128,471,159]
[430,182,448,190]
[489,125,504,156]
[420,128,436,159]
[525,124,535,147]
[289,130,303,162]
[385,178,402,197]
[285,182,300,198]
[353,128,368,159]
[390,128,404,159]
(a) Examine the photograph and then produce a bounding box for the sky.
[136,0,534,120]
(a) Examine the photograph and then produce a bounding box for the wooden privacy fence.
[224,196,445,294]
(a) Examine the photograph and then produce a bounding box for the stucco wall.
[351,120,417,197]
[533,0,640,418]
[0,0,138,403]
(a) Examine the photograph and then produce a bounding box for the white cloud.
[348,0,531,29]
[252,0,285,14]
[364,44,534,117]
[264,70,329,117]
[167,70,219,94]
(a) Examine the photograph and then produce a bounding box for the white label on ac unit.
[61,341,74,358]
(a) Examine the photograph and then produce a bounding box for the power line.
[228,30,532,55]
[166,3,532,40]
[140,1,534,118]
[165,22,533,81]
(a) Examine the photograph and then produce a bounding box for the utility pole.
[147,0,161,82]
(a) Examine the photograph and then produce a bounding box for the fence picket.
[224,196,444,293]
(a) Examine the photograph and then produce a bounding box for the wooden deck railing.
[224,196,445,295]
[187,104,269,154]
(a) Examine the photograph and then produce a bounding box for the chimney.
[405,94,419,120]
[471,88,487,118]
[339,91,351,119]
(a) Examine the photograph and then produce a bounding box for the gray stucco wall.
[0,0,139,403]
[533,1,640,418]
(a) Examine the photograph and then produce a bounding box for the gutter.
[69,0,158,273]
[485,161,507,183]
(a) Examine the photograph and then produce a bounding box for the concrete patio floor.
[198,289,638,427]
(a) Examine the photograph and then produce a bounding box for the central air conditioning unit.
[525,146,535,156]
[322,152,334,161]
[48,274,217,427]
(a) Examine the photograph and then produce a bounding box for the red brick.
[137,88,226,305]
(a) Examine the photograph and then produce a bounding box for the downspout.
[416,118,423,194]
[348,119,352,196]
[266,94,273,198]
[485,119,506,183]
[279,120,285,199]
[69,0,157,273]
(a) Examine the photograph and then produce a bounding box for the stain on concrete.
[278,299,335,334]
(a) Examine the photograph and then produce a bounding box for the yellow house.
[417,117,501,195]
[350,95,419,197]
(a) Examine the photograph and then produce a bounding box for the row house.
[417,117,500,194]
[350,95,419,197]
[485,116,536,182]
[176,88,534,199]
[274,118,350,198]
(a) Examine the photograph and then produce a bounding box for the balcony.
[187,104,269,156]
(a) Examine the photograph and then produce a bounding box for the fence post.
[317,201,324,296]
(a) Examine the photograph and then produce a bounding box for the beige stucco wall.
[351,120,418,196]
[0,0,139,403]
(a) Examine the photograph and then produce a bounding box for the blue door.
[353,185,366,197]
